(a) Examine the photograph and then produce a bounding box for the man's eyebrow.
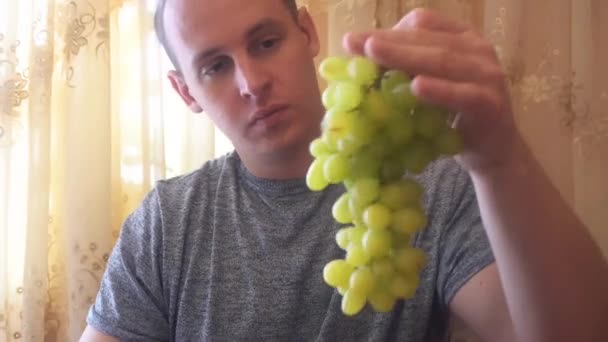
[192,47,223,69]
[190,18,284,69]
[246,18,283,38]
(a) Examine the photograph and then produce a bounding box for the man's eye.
[258,38,279,51]
[203,60,227,76]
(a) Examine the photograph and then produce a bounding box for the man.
[81,0,608,341]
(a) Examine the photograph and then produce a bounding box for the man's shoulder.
[413,157,477,237]
[127,152,239,225]
[120,152,239,243]
[154,151,238,199]
[415,156,470,196]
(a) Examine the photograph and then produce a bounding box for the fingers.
[344,28,480,56]
[341,6,508,115]
[342,8,496,66]
[363,37,494,83]
[342,32,371,56]
[411,75,506,118]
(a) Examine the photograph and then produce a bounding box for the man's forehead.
[164,0,288,48]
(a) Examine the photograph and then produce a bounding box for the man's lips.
[249,104,290,125]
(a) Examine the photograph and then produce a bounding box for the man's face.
[165,0,323,157]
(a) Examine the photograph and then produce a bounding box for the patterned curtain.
[0,0,232,340]
[0,0,605,341]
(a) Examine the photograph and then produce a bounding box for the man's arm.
[466,140,608,342]
[81,188,170,341]
[80,326,119,342]
[450,263,515,342]
[452,139,608,342]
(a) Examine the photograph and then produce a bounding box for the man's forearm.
[470,139,608,342]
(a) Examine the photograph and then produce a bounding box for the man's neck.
[238,143,314,180]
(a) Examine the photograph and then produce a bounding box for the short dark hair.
[154,0,299,70]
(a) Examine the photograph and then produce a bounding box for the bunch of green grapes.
[306,55,464,316]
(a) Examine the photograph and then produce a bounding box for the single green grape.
[348,196,366,224]
[336,137,363,156]
[393,248,428,274]
[343,178,356,191]
[319,56,349,82]
[323,109,354,142]
[381,70,411,95]
[368,289,396,312]
[363,203,392,230]
[347,115,376,146]
[309,137,332,158]
[342,288,367,316]
[350,178,380,207]
[323,259,354,288]
[349,151,382,180]
[372,258,396,280]
[306,157,329,191]
[321,131,339,151]
[348,56,379,86]
[333,193,353,224]
[349,266,376,295]
[335,227,352,249]
[388,82,418,112]
[379,183,409,210]
[389,274,418,299]
[324,154,350,184]
[349,225,367,246]
[322,84,338,109]
[346,244,371,267]
[333,82,363,112]
[390,207,428,234]
[360,88,393,125]
[398,179,424,205]
[362,229,392,258]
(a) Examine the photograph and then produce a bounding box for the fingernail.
[363,36,381,56]
[344,32,369,51]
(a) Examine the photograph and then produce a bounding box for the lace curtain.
[0,0,231,340]
[0,0,606,341]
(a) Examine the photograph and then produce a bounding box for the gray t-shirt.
[87,152,494,341]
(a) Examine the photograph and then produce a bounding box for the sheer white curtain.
[0,0,231,340]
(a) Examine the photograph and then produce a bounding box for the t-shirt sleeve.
[86,188,169,341]
[436,164,495,308]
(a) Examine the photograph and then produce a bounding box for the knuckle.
[436,48,454,74]
[408,8,433,28]
[483,64,507,84]
[477,39,500,58]
[487,91,505,114]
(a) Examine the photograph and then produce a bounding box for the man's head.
[155,0,324,171]
[155,0,299,70]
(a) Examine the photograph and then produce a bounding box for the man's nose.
[235,57,271,101]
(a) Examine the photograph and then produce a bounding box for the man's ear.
[168,71,204,113]
[296,7,320,58]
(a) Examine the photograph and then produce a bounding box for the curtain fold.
[0,0,606,341]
